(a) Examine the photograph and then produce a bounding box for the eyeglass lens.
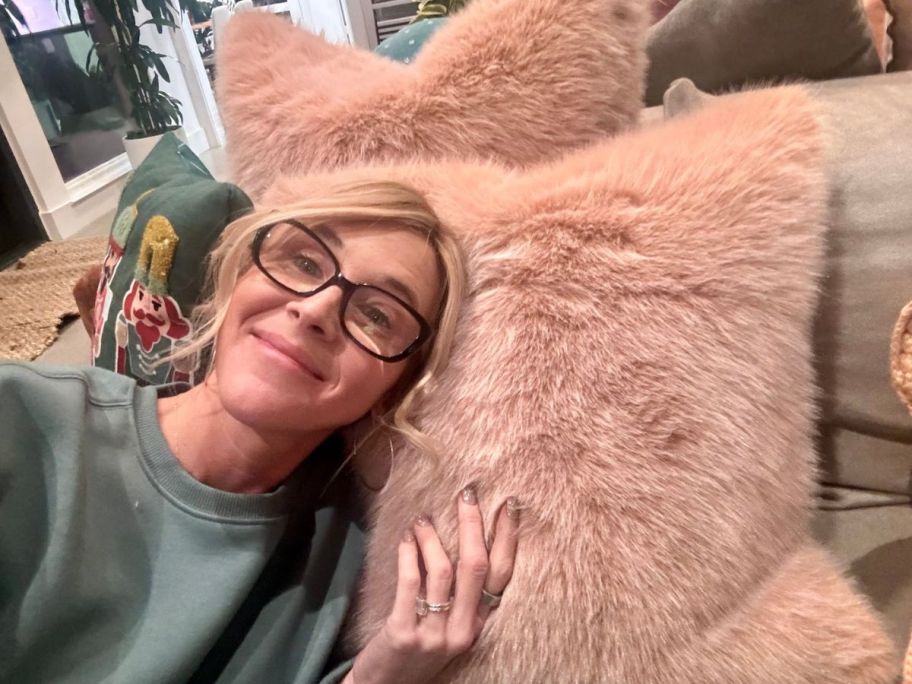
[257,223,423,359]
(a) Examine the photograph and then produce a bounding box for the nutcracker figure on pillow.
[114,216,197,385]
[92,202,139,359]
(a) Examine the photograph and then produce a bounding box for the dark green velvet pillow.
[91,133,252,385]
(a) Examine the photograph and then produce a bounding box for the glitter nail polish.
[506,497,520,520]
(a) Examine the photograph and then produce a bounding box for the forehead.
[314,221,442,317]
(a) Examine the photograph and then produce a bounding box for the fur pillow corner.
[264,86,898,682]
[216,0,649,199]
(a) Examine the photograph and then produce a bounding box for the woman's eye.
[291,254,323,277]
[359,304,392,330]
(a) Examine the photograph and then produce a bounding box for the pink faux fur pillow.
[264,88,898,682]
[216,0,648,199]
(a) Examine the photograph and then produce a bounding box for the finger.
[389,528,421,632]
[413,514,453,629]
[447,486,489,649]
[478,497,520,621]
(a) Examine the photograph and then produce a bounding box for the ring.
[415,596,453,616]
[480,588,503,608]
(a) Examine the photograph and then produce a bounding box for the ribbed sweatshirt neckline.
[132,384,306,524]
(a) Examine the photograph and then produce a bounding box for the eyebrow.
[312,224,421,308]
[313,224,344,249]
[374,276,419,309]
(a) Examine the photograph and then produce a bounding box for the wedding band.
[427,599,453,614]
[480,588,503,608]
[415,596,453,616]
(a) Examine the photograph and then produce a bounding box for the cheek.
[219,273,278,339]
[212,286,259,369]
[338,352,406,412]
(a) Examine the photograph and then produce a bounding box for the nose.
[285,285,344,341]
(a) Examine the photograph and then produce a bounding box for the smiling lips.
[253,331,326,381]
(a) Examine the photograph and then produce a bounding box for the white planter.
[122,127,187,169]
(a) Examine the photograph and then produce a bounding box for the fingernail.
[461,486,478,505]
[402,529,415,543]
[506,497,520,520]
[416,513,432,526]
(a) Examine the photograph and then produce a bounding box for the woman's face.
[210,221,442,437]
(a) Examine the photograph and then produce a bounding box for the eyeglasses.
[251,220,433,362]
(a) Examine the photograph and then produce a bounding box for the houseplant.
[65,0,197,166]
[2,0,191,166]
[85,0,195,166]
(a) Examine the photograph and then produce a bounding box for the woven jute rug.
[0,237,107,360]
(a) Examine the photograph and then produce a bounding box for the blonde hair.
[170,179,466,462]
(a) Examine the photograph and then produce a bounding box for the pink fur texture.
[263,88,898,682]
[216,0,648,199]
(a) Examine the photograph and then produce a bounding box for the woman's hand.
[346,488,520,684]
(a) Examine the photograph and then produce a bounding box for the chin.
[216,373,317,433]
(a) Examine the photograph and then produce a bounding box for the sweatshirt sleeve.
[318,658,354,684]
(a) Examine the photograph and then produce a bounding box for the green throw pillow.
[91,133,252,385]
[374,17,447,63]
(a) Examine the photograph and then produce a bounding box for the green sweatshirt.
[0,362,364,683]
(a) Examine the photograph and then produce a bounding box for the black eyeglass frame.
[250,220,434,363]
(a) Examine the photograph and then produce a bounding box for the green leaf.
[83,41,96,71]
[150,51,170,81]
[138,17,179,31]
[181,0,202,19]
[134,51,152,70]
[54,0,73,26]
[91,0,116,25]
[54,0,87,33]
[140,0,180,28]
[73,0,86,31]
[161,98,182,127]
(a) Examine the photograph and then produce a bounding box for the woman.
[0,180,518,684]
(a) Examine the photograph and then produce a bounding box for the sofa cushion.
[91,134,252,385]
[645,0,883,105]
[660,72,912,499]
[806,71,912,495]
[813,503,912,652]
[216,0,648,199]
[261,86,896,682]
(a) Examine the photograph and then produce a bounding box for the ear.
[217,0,649,199]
